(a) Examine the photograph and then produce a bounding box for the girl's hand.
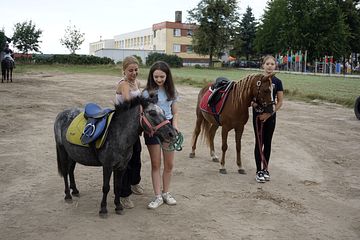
[259,113,272,122]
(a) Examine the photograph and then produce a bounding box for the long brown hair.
[146,61,176,100]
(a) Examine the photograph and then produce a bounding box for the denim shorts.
[144,119,173,145]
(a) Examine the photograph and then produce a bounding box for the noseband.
[139,105,170,137]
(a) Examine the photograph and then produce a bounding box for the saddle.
[66,103,114,149]
[208,77,234,107]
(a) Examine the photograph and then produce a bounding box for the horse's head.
[139,97,177,144]
[251,73,275,114]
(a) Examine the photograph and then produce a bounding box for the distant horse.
[189,73,275,174]
[54,96,177,216]
[1,58,14,83]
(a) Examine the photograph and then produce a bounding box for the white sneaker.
[263,170,270,181]
[255,171,266,183]
[162,192,177,205]
[131,184,144,195]
[120,197,134,209]
[148,195,163,209]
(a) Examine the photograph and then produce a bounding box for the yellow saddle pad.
[66,112,114,149]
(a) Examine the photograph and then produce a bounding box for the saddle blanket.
[66,112,114,149]
[199,87,231,115]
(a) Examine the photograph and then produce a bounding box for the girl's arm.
[116,81,131,101]
[171,102,179,130]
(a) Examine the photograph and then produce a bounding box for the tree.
[255,0,350,62]
[188,0,240,67]
[12,20,42,53]
[231,6,258,60]
[60,24,85,54]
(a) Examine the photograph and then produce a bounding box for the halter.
[253,80,275,113]
[139,105,183,152]
[139,105,170,137]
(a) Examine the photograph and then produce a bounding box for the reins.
[255,116,268,170]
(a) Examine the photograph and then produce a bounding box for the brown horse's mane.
[231,73,263,109]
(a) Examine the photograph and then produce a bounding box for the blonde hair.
[122,56,139,71]
[262,55,276,65]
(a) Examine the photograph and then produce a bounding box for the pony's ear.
[148,92,158,104]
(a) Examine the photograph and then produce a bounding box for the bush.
[32,54,114,65]
[146,52,183,68]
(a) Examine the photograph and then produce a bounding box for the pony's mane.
[232,73,263,109]
[114,96,142,112]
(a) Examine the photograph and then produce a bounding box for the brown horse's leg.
[189,112,204,158]
[209,124,219,162]
[219,127,230,174]
[235,127,246,174]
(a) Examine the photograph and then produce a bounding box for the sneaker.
[263,170,270,181]
[162,192,177,205]
[255,171,266,183]
[131,184,144,195]
[120,197,134,209]
[148,195,163,209]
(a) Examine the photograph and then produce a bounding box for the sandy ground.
[0,72,359,240]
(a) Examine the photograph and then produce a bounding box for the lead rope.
[156,131,184,152]
[256,116,268,170]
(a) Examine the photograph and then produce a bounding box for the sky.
[1,0,268,54]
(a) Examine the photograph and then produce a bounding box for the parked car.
[235,60,261,69]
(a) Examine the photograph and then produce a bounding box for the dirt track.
[0,72,359,240]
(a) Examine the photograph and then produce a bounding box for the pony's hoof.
[115,208,124,215]
[71,189,80,197]
[189,152,195,158]
[238,169,246,174]
[64,195,72,202]
[219,169,227,174]
[99,209,108,218]
[212,157,219,162]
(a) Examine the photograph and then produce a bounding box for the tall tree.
[188,0,240,67]
[12,20,42,53]
[255,0,350,62]
[238,6,257,60]
[60,23,85,54]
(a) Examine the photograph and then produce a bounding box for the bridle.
[139,105,183,151]
[253,80,275,113]
[139,105,170,137]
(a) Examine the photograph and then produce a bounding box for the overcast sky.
[1,0,268,54]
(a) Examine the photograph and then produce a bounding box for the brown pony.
[189,73,275,174]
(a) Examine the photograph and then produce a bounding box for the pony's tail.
[201,119,212,146]
[56,145,67,177]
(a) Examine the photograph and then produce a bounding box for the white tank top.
[115,79,141,104]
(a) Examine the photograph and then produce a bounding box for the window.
[153,30,156,38]
[187,29,193,36]
[173,44,181,53]
[186,45,193,53]
[173,29,181,37]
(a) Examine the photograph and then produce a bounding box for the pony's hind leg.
[68,160,79,196]
[56,145,72,201]
[209,125,219,162]
[189,113,204,158]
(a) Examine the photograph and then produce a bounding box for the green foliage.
[146,52,183,67]
[231,6,258,60]
[12,20,42,53]
[0,30,8,50]
[187,0,240,66]
[60,24,85,54]
[255,0,355,62]
[32,54,114,65]
[132,55,143,66]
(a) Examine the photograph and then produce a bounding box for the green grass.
[16,64,360,108]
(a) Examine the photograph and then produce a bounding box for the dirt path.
[0,73,359,240]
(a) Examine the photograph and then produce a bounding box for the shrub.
[32,54,114,65]
[146,52,183,68]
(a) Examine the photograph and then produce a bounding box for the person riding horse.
[2,44,15,67]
